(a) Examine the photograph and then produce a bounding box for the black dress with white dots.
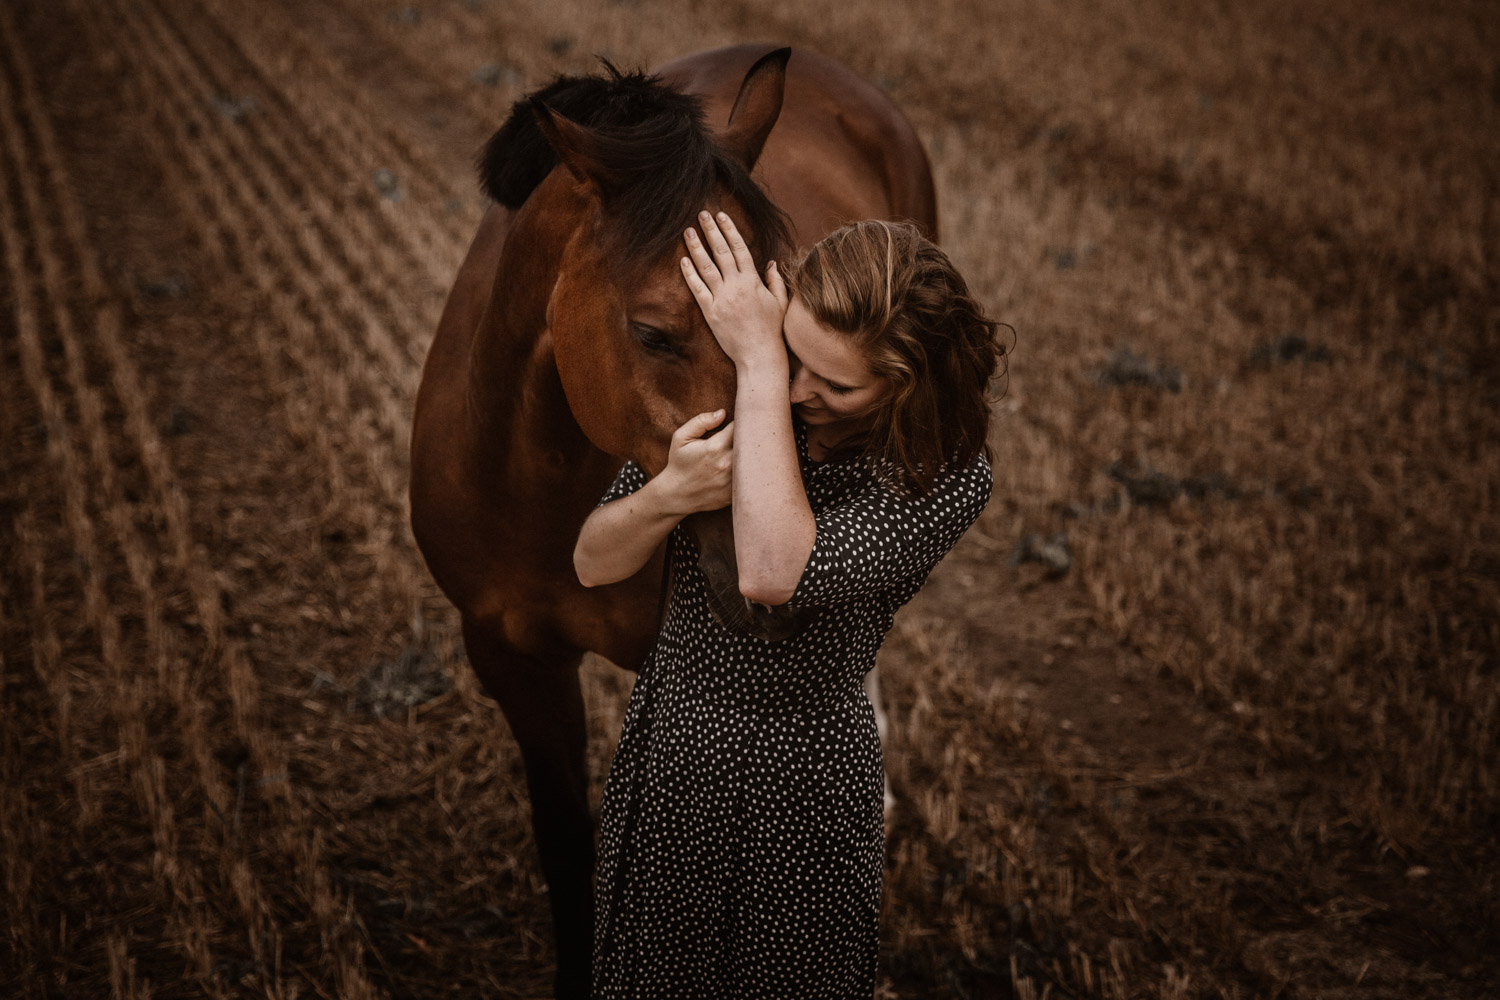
[592,419,991,998]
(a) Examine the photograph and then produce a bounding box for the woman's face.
[782,296,886,432]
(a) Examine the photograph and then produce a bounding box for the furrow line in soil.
[355,0,715,115]
[0,513,55,994]
[4,8,302,984]
[204,0,478,248]
[1,8,304,985]
[328,0,711,143]
[193,0,475,274]
[0,0,150,823]
[133,0,423,409]
[143,0,447,371]
[4,0,180,700]
[79,4,401,994]
[94,8,426,994]
[112,0,426,632]
[0,54,227,991]
[0,210,102,993]
[104,0,415,517]
[321,0,524,152]
[4,509,86,816]
[91,0,416,623]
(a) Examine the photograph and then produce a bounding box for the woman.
[575,212,1003,997]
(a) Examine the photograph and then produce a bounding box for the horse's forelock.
[594,130,790,283]
[479,63,790,276]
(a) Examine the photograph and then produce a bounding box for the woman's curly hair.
[787,220,1008,497]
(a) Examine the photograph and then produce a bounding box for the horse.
[409,44,936,997]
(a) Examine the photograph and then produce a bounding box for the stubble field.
[2,0,1496,996]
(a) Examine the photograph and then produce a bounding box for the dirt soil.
[3,0,1497,997]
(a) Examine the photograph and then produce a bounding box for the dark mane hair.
[478,62,790,270]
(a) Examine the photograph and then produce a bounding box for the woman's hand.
[681,210,789,369]
[655,409,735,515]
[573,410,733,587]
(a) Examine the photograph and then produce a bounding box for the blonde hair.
[787,220,1006,496]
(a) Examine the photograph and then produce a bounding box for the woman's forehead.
[784,298,873,385]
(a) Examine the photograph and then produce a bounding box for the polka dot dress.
[592,420,991,998]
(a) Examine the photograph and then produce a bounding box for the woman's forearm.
[677,209,812,604]
[576,410,734,588]
[574,477,687,588]
[731,356,817,606]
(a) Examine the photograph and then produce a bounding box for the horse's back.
[656,45,937,246]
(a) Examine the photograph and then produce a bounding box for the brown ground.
[2,0,1496,997]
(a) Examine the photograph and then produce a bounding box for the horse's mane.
[478,62,790,271]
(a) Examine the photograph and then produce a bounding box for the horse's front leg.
[463,620,593,1000]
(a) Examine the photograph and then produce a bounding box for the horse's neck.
[463,194,602,492]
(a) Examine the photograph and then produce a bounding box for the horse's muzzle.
[684,510,818,642]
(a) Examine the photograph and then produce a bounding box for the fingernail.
[717,212,729,221]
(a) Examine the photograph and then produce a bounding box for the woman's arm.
[730,356,815,605]
[681,211,816,606]
[573,409,734,587]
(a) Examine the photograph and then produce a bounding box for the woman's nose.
[788,366,817,404]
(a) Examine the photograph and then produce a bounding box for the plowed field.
[2,0,1496,997]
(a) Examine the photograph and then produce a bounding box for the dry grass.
[2,0,1495,997]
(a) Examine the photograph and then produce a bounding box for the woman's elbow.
[738,572,797,608]
[737,546,810,607]
[574,548,605,588]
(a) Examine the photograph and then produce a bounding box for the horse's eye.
[630,323,680,357]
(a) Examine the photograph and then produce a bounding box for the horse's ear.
[719,47,791,171]
[531,99,628,202]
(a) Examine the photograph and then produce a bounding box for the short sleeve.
[787,453,992,608]
[598,460,649,506]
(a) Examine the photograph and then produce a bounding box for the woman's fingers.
[766,260,788,307]
[680,256,712,305]
[684,228,721,288]
[686,210,765,292]
[714,212,758,273]
[697,211,741,273]
[666,413,734,511]
[672,408,726,446]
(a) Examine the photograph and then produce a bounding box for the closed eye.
[631,323,680,357]
[826,381,855,395]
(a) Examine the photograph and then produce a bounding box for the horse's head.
[480,49,816,641]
